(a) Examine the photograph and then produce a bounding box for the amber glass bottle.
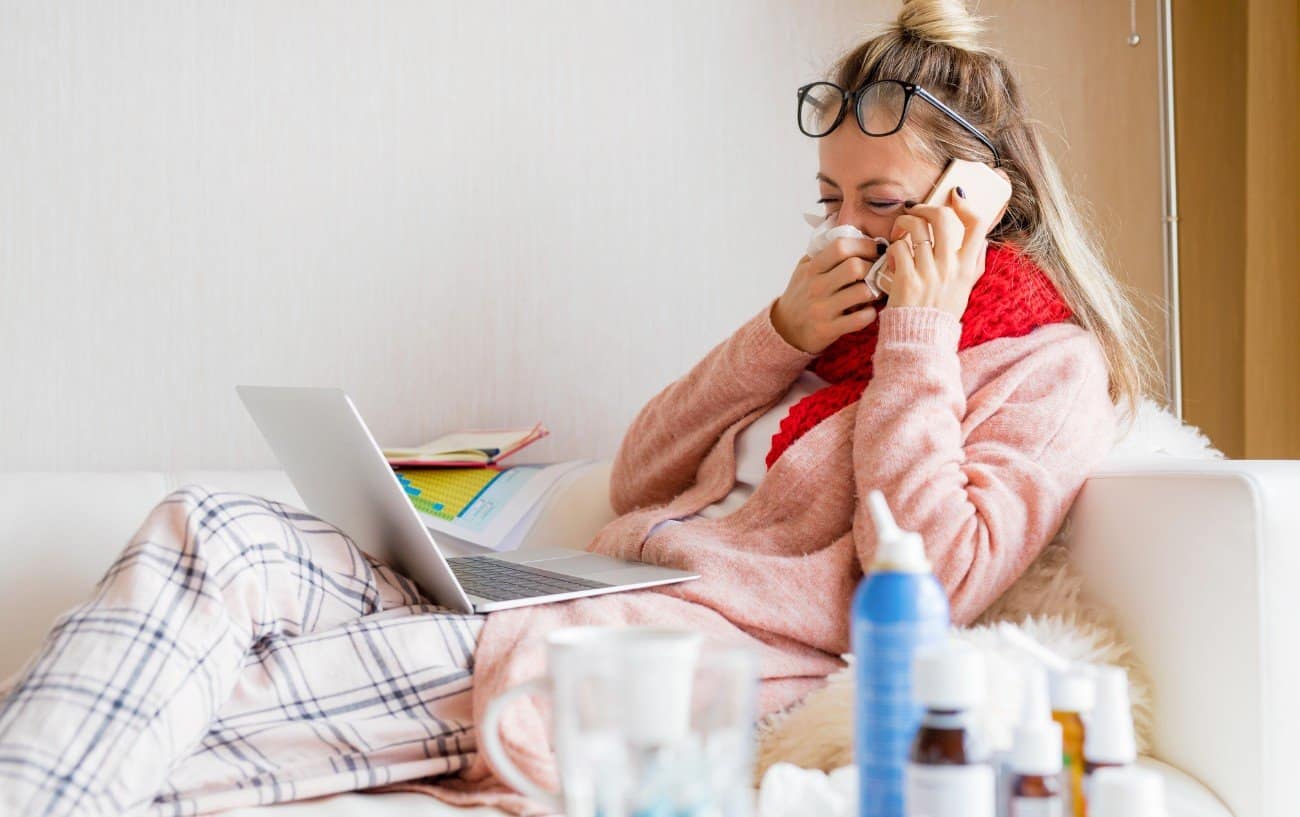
[1052,705,1088,815]
[904,641,994,817]
[1049,668,1095,816]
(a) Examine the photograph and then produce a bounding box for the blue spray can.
[853,489,951,817]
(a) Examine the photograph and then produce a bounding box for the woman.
[0,2,1156,815]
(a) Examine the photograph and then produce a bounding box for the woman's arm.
[609,296,818,515]
[851,306,1117,625]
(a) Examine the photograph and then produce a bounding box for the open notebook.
[381,422,548,467]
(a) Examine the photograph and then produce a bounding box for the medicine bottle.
[1082,666,1137,807]
[1087,766,1167,817]
[1050,669,1096,817]
[904,639,994,817]
[1010,666,1065,817]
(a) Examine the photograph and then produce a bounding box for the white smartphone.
[864,158,1012,298]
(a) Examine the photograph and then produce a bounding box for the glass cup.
[481,626,759,817]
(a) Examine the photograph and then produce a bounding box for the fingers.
[883,238,917,296]
[828,278,878,314]
[818,238,887,295]
[898,202,965,261]
[821,256,870,294]
[808,236,887,277]
[889,213,930,249]
[946,188,992,274]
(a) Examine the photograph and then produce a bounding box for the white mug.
[481,626,757,816]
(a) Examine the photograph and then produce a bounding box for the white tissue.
[802,210,888,300]
[758,763,858,817]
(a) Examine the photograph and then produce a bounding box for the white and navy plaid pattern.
[0,486,485,817]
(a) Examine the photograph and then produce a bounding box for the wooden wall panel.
[1175,0,1300,458]
[1243,0,1300,458]
[1173,0,1248,456]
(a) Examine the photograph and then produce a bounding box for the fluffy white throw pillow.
[754,397,1223,778]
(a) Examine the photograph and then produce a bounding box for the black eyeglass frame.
[797,79,1001,167]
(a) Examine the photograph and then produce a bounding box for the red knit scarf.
[765,242,1075,469]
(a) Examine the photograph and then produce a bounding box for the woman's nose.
[834,202,875,235]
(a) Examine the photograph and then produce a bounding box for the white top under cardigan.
[643,369,830,541]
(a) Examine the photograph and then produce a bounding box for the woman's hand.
[771,237,887,354]
[875,188,991,320]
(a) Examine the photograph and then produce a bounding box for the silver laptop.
[236,385,698,613]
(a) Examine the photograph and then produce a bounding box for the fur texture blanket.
[754,397,1223,777]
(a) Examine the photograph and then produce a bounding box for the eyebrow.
[815,172,905,190]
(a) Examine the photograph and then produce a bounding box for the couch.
[3,457,1296,816]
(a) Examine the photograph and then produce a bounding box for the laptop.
[236,385,698,613]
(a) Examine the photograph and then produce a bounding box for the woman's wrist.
[877,305,962,349]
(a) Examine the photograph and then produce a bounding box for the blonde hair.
[826,0,1160,424]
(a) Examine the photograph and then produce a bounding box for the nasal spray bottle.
[1008,665,1065,817]
[853,489,951,817]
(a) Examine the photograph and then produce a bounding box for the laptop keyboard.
[447,556,612,602]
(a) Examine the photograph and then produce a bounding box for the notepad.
[381,422,548,467]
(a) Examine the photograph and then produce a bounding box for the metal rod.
[1156,0,1183,417]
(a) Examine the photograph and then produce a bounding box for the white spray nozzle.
[1084,664,1137,766]
[1010,664,1063,775]
[866,489,929,573]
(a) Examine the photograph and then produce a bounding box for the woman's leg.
[0,485,411,817]
[154,596,482,815]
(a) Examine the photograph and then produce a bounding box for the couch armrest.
[1067,459,1300,817]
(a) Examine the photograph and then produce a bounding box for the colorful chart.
[395,465,546,532]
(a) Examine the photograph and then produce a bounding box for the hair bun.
[894,0,988,51]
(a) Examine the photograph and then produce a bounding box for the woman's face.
[815,116,945,240]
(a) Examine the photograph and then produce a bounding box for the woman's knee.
[142,485,284,567]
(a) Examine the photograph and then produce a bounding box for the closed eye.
[817,197,902,213]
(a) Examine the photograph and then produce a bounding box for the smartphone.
[863,158,1012,298]
[920,158,1012,221]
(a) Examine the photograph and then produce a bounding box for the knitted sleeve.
[609,296,817,515]
[851,305,1118,625]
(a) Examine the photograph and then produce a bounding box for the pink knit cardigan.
[419,297,1118,813]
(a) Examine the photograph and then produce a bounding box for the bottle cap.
[867,490,930,573]
[1083,665,1137,765]
[1050,668,1097,714]
[1088,766,1167,817]
[913,638,985,710]
[1011,664,1064,775]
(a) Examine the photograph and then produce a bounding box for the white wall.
[0,1,1166,471]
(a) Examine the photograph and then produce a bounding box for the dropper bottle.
[1009,665,1065,816]
[993,624,1098,817]
[1082,665,1137,806]
[904,638,994,817]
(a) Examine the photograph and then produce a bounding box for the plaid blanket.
[0,486,486,817]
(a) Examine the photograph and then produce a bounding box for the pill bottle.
[904,639,994,817]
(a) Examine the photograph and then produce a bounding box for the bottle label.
[904,763,995,817]
[856,618,948,817]
[1011,795,1064,817]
